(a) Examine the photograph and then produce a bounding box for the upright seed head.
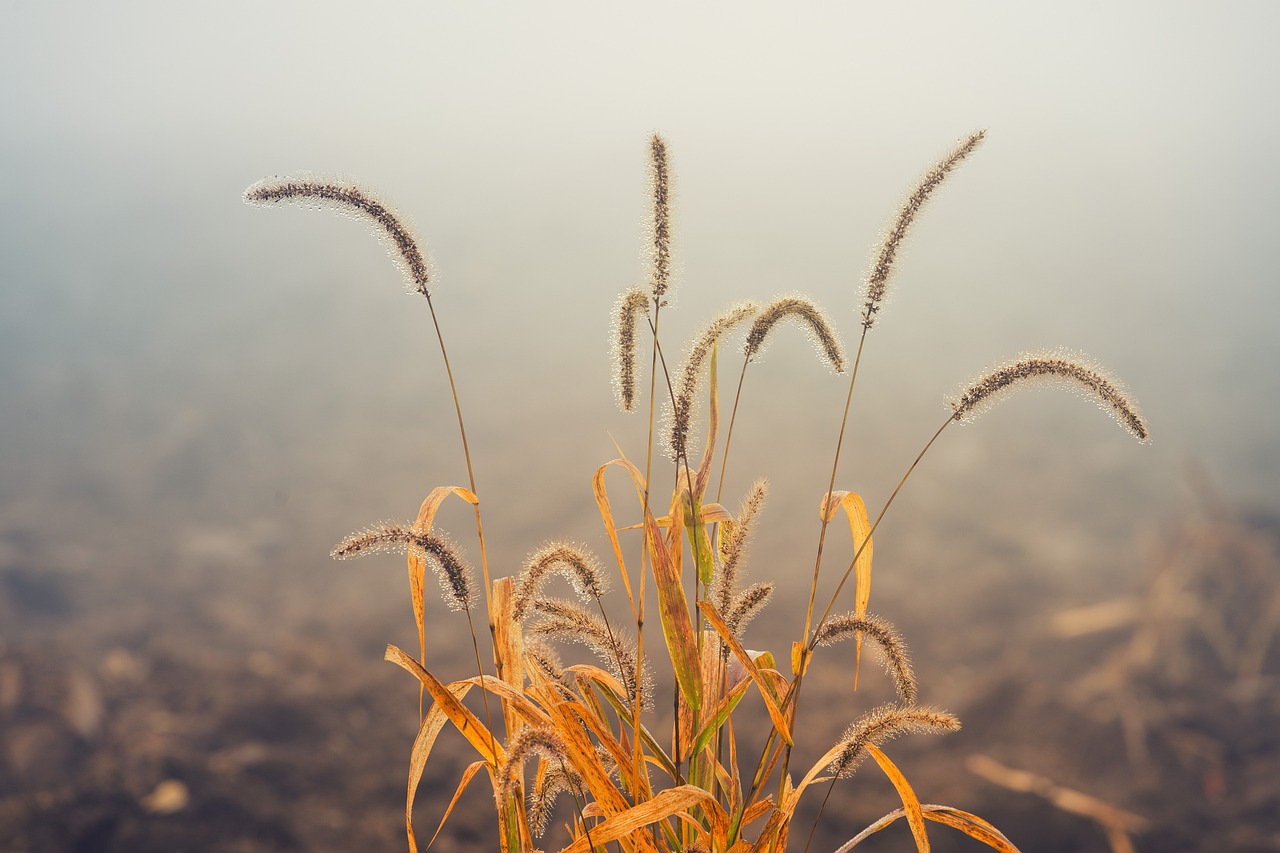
[647,133,673,301]
[612,287,651,412]
[726,582,775,638]
[743,295,846,373]
[828,704,961,778]
[947,350,1150,443]
[667,302,759,460]
[244,175,433,297]
[713,480,769,615]
[861,130,986,330]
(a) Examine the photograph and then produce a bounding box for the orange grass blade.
[694,343,720,502]
[385,644,502,766]
[697,600,792,745]
[867,743,929,852]
[559,785,723,853]
[832,805,1022,852]
[403,679,476,853]
[428,759,487,849]
[618,502,730,531]
[595,456,702,710]
[919,806,1021,852]
[592,463,638,614]
[406,486,482,701]
[820,491,873,684]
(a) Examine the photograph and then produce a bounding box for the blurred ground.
[2,488,1276,853]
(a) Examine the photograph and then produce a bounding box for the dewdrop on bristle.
[947,349,1150,443]
[243,174,435,297]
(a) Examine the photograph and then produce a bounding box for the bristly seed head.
[513,542,608,621]
[497,726,570,807]
[828,704,960,778]
[612,287,651,413]
[814,612,917,702]
[331,522,474,612]
[529,597,651,709]
[947,349,1150,443]
[726,582,774,638]
[648,133,673,301]
[862,130,986,330]
[244,175,433,297]
[668,302,758,461]
[713,480,769,617]
[743,295,846,373]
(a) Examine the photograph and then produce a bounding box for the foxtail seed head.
[332,523,475,612]
[948,350,1150,443]
[814,613,917,702]
[612,287,650,412]
[713,480,769,617]
[497,726,570,807]
[529,597,650,708]
[828,704,960,778]
[647,133,674,301]
[726,582,774,638]
[668,302,758,461]
[513,542,608,620]
[861,130,986,330]
[743,295,846,373]
[244,176,433,296]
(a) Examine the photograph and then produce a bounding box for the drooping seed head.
[529,597,650,708]
[814,613,917,702]
[612,287,651,413]
[947,350,1150,443]
[331,522,474,612]
[828,704,961,778]
[667,302,759,460]
[497,726,570,806]
[743,295,846,373]
[861,130,986,330]
[244,175,434,296]
[527,758,586,837]
[513,542,608,620]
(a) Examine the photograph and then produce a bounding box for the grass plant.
[246,130,1149,852]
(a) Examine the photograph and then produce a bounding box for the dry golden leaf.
[403,677,478,853]
[820,490,873,685]
[385,644,502,765]
[558,785,720,853]
[867,744,929,853]
[831,804,1022,853]
[595,455,702,711]
[698,600,792,746]
[429,760,488,849]
[405,485,481,709]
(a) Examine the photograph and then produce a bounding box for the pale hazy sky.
[2,2,1278,588]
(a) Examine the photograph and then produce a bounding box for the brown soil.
[2,508,1277,852]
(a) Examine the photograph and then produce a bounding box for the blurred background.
[2,3,1277,851]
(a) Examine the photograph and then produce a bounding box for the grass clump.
[246,129,1148,852]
